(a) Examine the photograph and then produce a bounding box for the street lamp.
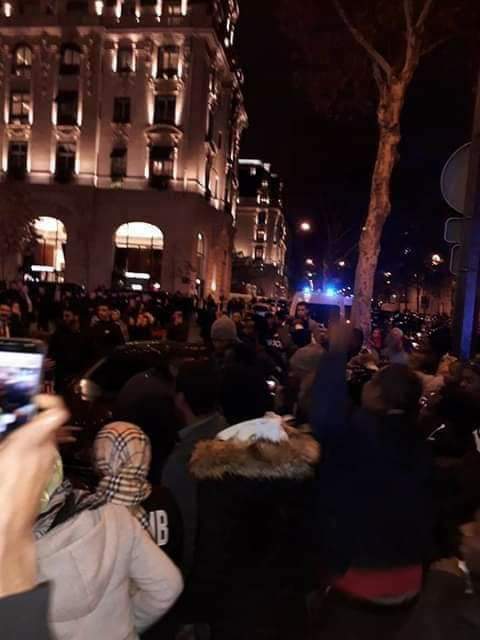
[299,221,311,232]
[338,260,346,268]
[305,258,314,266]
[431,253,443,267]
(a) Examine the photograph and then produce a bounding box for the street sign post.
[441,143,471,214]
[449,244,462,277]
[449,70,480,359]
[444,217,466,245]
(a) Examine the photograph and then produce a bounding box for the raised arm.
[310,324,350,443]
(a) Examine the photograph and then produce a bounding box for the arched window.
[197,232,205,258]
[12,44,32,74]
[60,43,81,75]
[27,217,67,282]
[196,232,206,280]
[113,222,164,288]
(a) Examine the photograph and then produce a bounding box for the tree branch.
[416,0,436,30]
[332,0,392,77]
[421,34,454,58]
[403,0,413,34]
[372,62,384,92]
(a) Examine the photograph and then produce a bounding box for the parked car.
[63,340,208,486]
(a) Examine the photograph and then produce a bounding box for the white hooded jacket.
[36,504,183,640]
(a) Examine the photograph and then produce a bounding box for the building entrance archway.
[113,222,164,289]
[24,217,67,282]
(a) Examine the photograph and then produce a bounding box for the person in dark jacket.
[220,359,271,425]
[162,360,225,574]
[187,414,320,640]
[1,585,51,640]
[397,515,480,640]
[167,310,189,343]
[420,362,480,559]
[310,324,434,639]
[48,308,90,394]
[89,303,124,361]
[0,301,27,338]
[113,363,181,484]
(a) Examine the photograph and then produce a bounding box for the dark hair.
[220,363,271,425]
[113,391,180,484]
[348,328,365,359]
[429,327,452,358]
[374,364,422,415]
[176,359,220,416]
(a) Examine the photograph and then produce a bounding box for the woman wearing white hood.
[34,451,183,640]
[184,413,320,640]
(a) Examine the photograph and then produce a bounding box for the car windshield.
[88,351,163,394]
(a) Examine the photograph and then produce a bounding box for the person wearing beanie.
[209,314,240,372]
[210,315,238,350]
[183,414,320,640]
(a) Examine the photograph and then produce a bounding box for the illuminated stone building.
[232,159,288,298]
[0,0,246,295]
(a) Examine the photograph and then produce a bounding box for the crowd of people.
[1,281,480,639]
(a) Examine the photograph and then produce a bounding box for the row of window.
[115,44,180,78]
[255,228,285,245]
[255,211,286,245]
[8,91,177,127]
[8,90,78,126]
[10,0,187,18]
[10,42,181,79]
[6,140,175,186]
[114,95,177,125]
[253,246,286,266]
[111,145,176,184]
[11,43,81,76]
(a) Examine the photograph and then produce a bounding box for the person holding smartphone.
[0,394,69,639]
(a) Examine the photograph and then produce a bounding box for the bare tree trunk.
[351,79,407,336]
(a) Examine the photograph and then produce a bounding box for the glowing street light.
[431,253,443,266]
[338,260,346,268]
[299,221,311,232]
[305,258,314,266]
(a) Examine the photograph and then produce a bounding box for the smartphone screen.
[0,340,45,435]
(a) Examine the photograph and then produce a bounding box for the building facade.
[232,159,288,298]
[0,0,246,295]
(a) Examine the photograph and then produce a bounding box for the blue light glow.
[325,286,336,297]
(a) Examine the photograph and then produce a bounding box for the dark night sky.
[236,0,475,285]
